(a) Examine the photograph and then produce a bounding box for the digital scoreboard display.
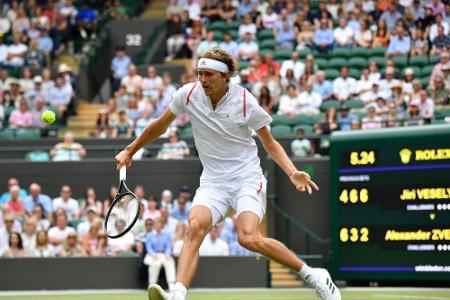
[330,125,450,281]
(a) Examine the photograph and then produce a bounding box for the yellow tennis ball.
[41,110,56,124]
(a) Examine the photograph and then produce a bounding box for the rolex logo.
[399,148,412,164]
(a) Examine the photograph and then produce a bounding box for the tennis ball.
[41,110,56,124]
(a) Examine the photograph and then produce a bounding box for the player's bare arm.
[115,108,176,169]
[256,126,319,194]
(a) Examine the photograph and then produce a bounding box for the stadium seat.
[349,68,361,79]
[356,111,368,119]
[420,76,430,88]
[431,119,447,125]
[321,100,341,111]
[298,48,312,58]
[315,58,327,70]
[435,108,450,118]
[239,60,250,70]
[421,65,434,77]
[25,151,50,162]
[257,29,274,41]
[409,55,428,67]
[179,126,193,138]
[371,56,386,68]
[311,112,325,124]
[331,47,350,59]
[275,49,292,60]
[370,47,387,57]
[271,125,292,137]
[293,124,314,135]
[403,66,421,77]
[227,21,241,31]
[271,114,290,126]
[259,39,276,50]
[209,21,227,32]
[230,31,238,40]
[15,129,40,139]
[429,55,440,64]
[324,69,340,80]
[328,58,347,69]
[0,128,15,139]
[348,57,367,70]
[259,49,273,58]
[213,31,224,42]
[351,47,370,58]
[346,99,365,109]
[290,114,312,125]
[392,56,408,68]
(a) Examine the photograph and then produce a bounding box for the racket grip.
[120,166,126,181]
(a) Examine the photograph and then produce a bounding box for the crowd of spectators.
[0,178,250,261]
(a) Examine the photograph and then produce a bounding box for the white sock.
[298,264,314,280]
[172,282,187,296]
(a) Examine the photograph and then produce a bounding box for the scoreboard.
[330,125,450,281]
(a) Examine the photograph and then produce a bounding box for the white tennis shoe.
[148,284,185,300]
[304,268,341,300]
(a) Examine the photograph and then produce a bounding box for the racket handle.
[120,166,126,181]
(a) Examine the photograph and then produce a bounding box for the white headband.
[197,58,229,73]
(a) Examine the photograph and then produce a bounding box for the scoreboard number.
[339,188,369,204]
[350,150,376,166]
[340,227,370,243]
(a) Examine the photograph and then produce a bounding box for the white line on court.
[374,294,450,300]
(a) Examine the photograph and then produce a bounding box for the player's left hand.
[289,170,319,194]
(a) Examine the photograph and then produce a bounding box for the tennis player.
[115,47,340,300]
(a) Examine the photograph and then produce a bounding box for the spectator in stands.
[238,32,259,62]
[107,0,127,20]
[135,106,155,137]
[0,178,27,205]
[103,185,118,217]
[143,196,161,220]
[410,27,429,56]
[160,206,178,236]
[157,131,190,159]
[5,185,25,219]
[381,3,403,31]
[315,107,338,134]
[186,19,205,59]
[52,185,80,220]
[217,0,236,23]
[313,71,333,102]
[24,183,52,218]
[280,52,304,81]
[429,13,449,42]
[21,217,37,252]
[278,84,299,116]
[184,0,201,21]
[95,109,111,138]
[144,217,176,290]
[387,26,411,57]
[108,219,135,255]
[380,67,400,96]
[298,81,322,115]
[196,31,218,55]
[31,230,55,257]
[48,210,76,252]
[255,85,273,114]
[50,131,86,162]
[26,76,46,108]
[160,190,173,211]
[41,68,55,99]
[172,221,186,257]
[81,218,103,255]
[333,67,357,103]
[334,17,354,48]
[111,110,133,138]
[355,18,373,48]
[32,203,50,231]
[314,17,334,53]
[141,66,163,99]
[239,14,257,40]
[372,19,390,47]
[49,75,71,122]
[361,83,388,106]
[431,25,450,55]
[12,8,29,34]
[275,20,295,50]
[199,225,229,256]
[362,105,383,129]
[418,90,435,122]
[170,195,190,222]
[77,208,99,237]
[0,214,15,256]
[80,187,102,216]
[405,100,424,126]
[3,79,23,109]
[295,20,314,51]
[219,32,239,58]
[125,97,142,125]
[91,232,111,256]
[25,39,46,69]
[165,14,186,62]
[133,185,147,209]
[280,69,297,91]
[6,32,27,68]
[60,231,86,257]
[291,128,313,158]
[19,67,34,94]
[111,46,131,93]
[428,75,450,106]
[0,11,10,37]
[121,64,142,95]
[2,232,27,257]
[37,28,53,65]
[8,99,32,129]
[338,105,359,131]
[261,6,278,30]
[431,51,450,82]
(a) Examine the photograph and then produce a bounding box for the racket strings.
[105,194,140,237]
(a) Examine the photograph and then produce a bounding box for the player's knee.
[186,217,209,241]
[238,233,261,251]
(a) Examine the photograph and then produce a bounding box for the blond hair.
[197,47,238,78]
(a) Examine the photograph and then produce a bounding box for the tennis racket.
[104,166,140,239]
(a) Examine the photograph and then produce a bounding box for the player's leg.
[236,211,340,300]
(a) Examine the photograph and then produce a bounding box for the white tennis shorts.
[192,172,267,226]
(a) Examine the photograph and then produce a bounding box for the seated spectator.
[21,217,37,252]
[111,110,133,138]
[428,75,450,106]
[108,219,135,255]
[0,178,27,205]
[405,100,425,126]
[431,25,450,55]
[362,105,383,129]
[107,0,127,20]
[379,67,400,97]
[91,232,111,256]
[160,206,178,236]
[172,221,187,257]
[52,185,80,220]
[144,217,176,287]
[196,31,218,55]
[50,131,87,161]
[280,52,304,81]
[280,69,297,92]
[160,189,174,211]
[165,13,186,62]
[3,78,23,108]
[5,185,25,219]
[81,219,103,255]
[429,13,449,42]
[355,19,372,48]
[338,105,359,131]
[291,128,313,158]
[186,19,205,58]
[31,230,55,257]
[135,106,155,137]
[77,208,100,237]
[37,28,53,65]
[239,14,257,40]
[219,32,239,58]
[143,196,161,220]
[298,81,322,115]
[157,131,190,159]
[170,196,190,222]
[278,84,300,116]
[334,17,354,47]
[25,39,46,69]
[313,71,333,101]
[41,68,55,98]
[315,107,339,135]
[275,21,295,50]
[380,3,402,31]
[26,76,47,109]
[375,97,389,119]
[60,232,86,257]
[12,8,29,34]
[48,211,76,253]
[199,225,229,256]
[32,204,51,231]
[238,32,259,61]
[96,109,112,138]
[333,67,357,103]
[111,46,132,93]
[431,51,450,82]
[373,19,390,48]
[0,11,10,38]
[8,99,32,129]
[295,20,314,51]
[141,66,163,99]
[387,26,411,57]
[217,0,237,23]
[6,32,27,68]
[2,232,28,257]
[361,83,389,106]
[184,0,201,21]
[49,75,72,121]
[24,183,52,218]
[121,64,143,95]
[80,187,102,216]
[418,90,435,122]
[410,27,429,56]
[20,67,34,94]
[314,18,334,53]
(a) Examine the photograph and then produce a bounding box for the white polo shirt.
[170,82,272,180]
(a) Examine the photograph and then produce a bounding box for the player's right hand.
[115,149,132,170]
